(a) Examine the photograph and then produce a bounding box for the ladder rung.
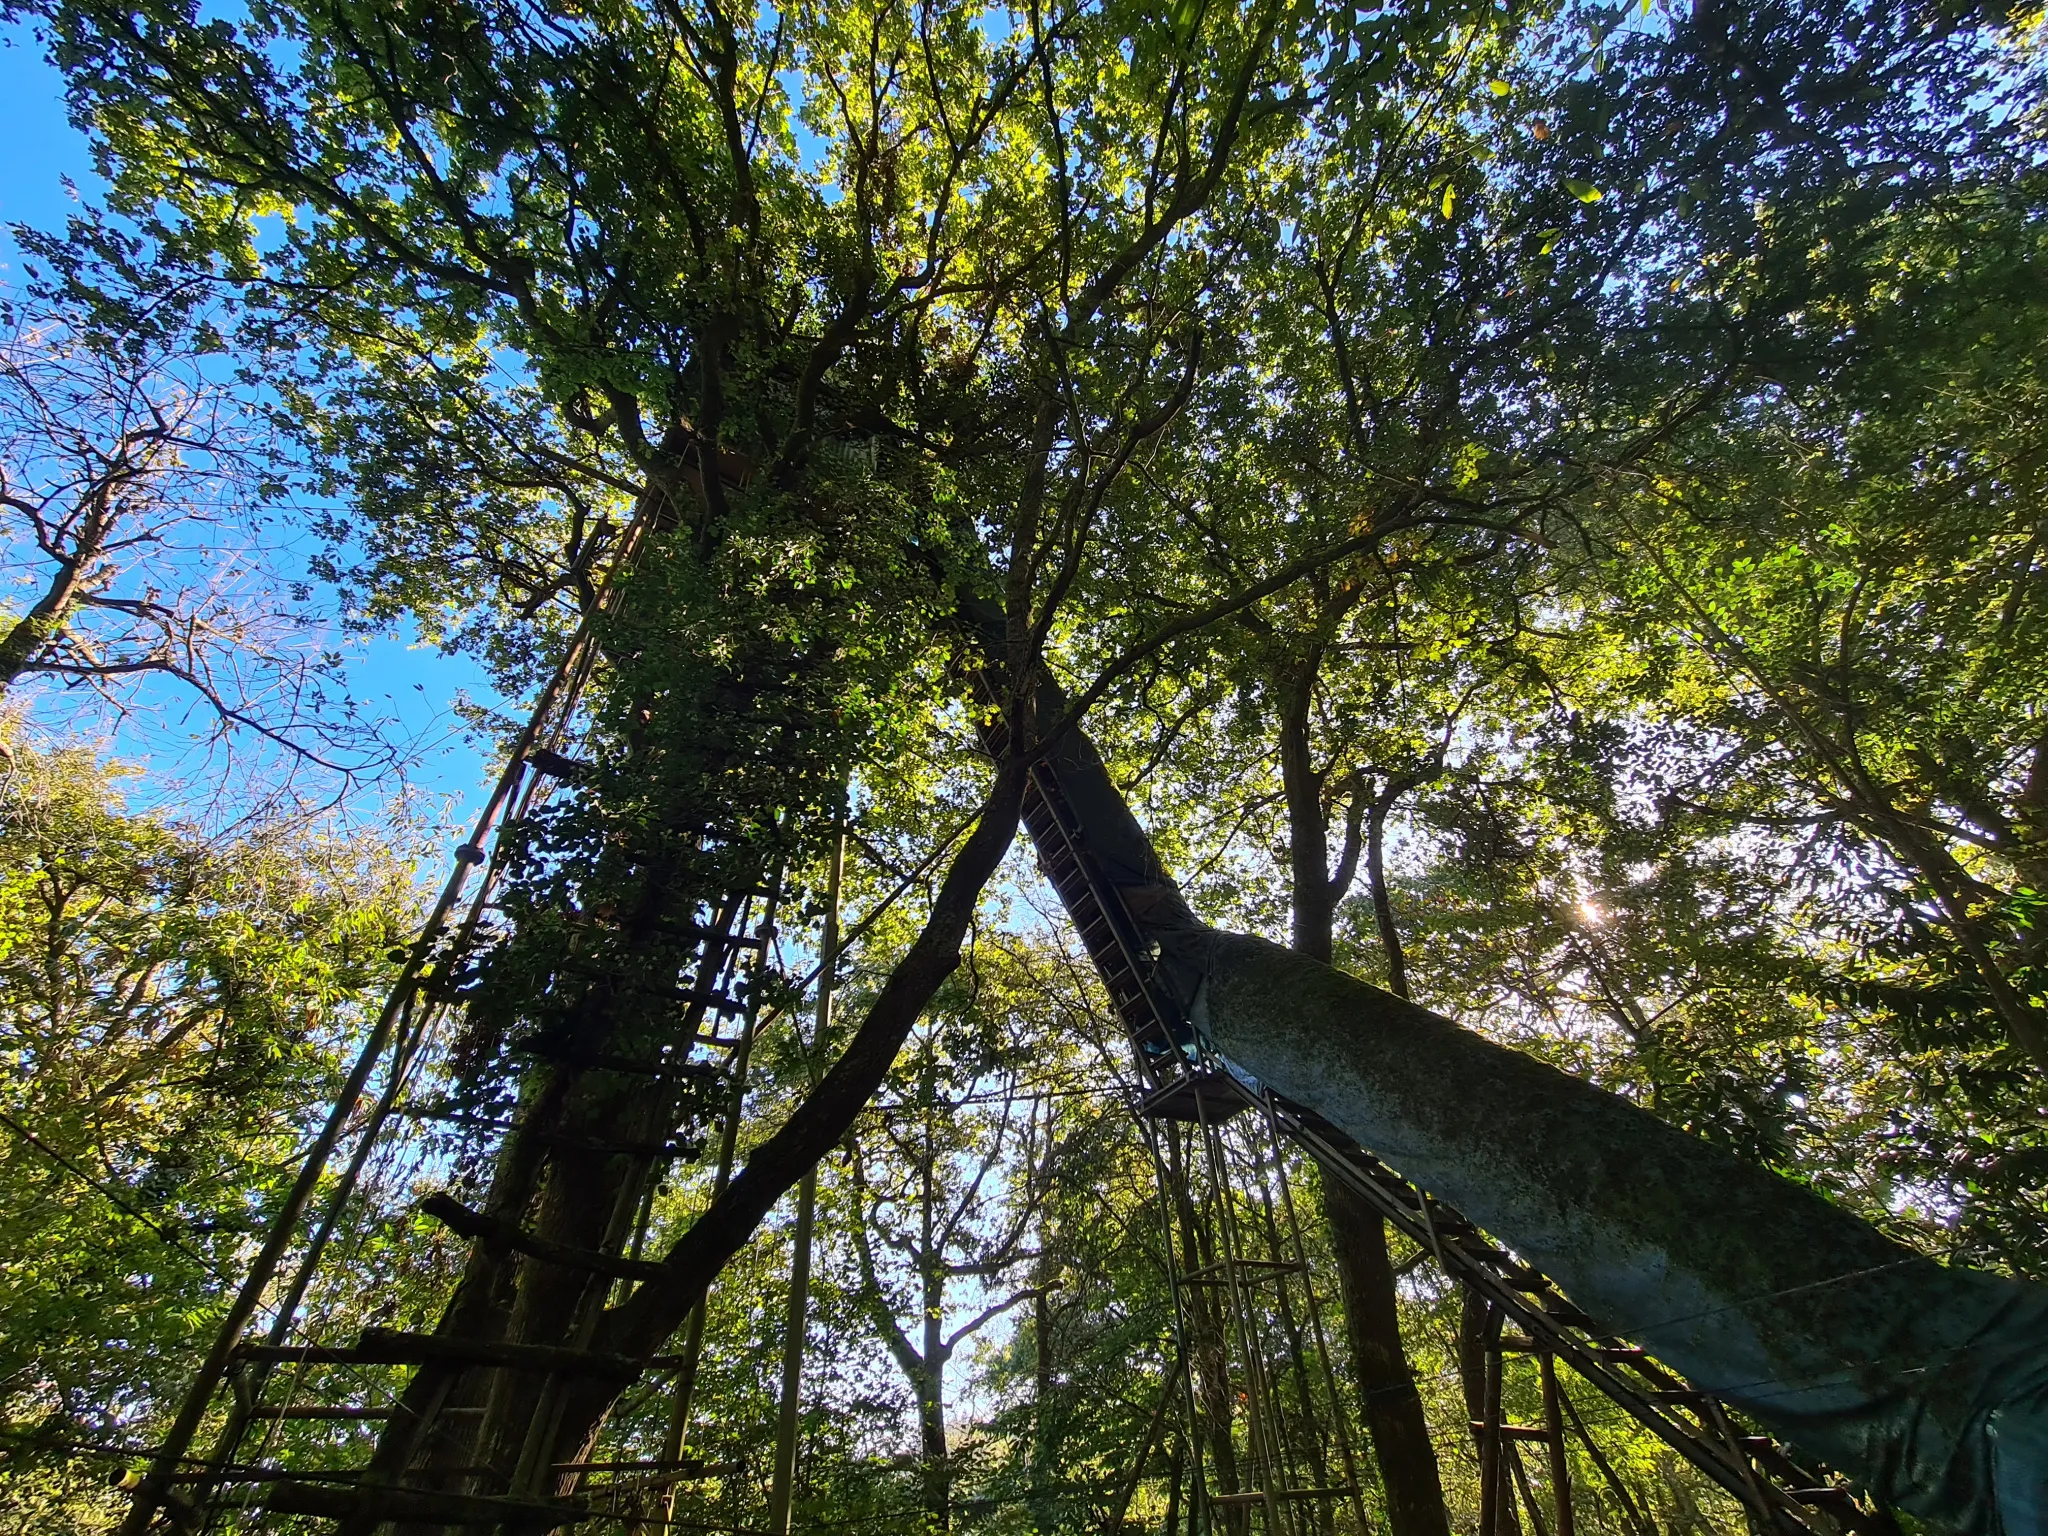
[1471,1423,1554,1443]
[1208,1487,1358,1506]
[1138,1073,1251,1123]
[372,1327,643,1377]
[235,1332,639,1378]
[524,746,591,780]
[1184,1258,1302,1277]
[668,986,746,1012]
[509,1039,722,1079]
[536,1129,699,1160]
[549,1458,742,1475]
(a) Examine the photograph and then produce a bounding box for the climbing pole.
[1011,729,1897,1536]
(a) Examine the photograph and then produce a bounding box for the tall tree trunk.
[1276,677,1451,1536]
[1032,710,2048,1536]
[1029,1257,1059,1531]
[1327,1177,1453,1536]
[916,1352,951,1530]
[917,1247,952,1531]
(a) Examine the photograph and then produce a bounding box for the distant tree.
[0,285,391,802]
[843,970,1057,1531]
[0,730,414,1515]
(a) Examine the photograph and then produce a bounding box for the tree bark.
[1030,709,2048,1536]
[1327,1176,1453,1536]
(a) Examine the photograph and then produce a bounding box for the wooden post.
[766,817,842,1536]
[1540,1353,1575,1536]
[1479,1300,1504,1536]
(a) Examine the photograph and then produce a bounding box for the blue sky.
[0,20,500,828]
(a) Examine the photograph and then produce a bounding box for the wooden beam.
[236,1328,643,1380]
[418,1194,667,1284]
[260,1480,594,1526]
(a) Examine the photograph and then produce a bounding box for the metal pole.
[766,815,842,1536]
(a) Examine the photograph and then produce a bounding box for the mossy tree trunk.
[1036,713,2048,1536]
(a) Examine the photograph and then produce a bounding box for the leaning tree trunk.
[0,495,111,692]
[1034,710,2048,1536]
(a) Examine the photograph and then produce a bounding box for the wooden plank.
[260,1480,594,1526]
[508,1038,724,1077]
[550,1458,742,1475]
[1472,1423,1555,1444]
[236,1328,642,1379]
[1138,1072,1251,1123]
[418,1194,667,1283]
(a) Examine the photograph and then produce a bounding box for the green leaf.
[1489,79,1511,97]
[1565,180,1604,204]
[1168,0,1204,47]
[1442,183,1457,218]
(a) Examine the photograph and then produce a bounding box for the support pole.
[664,880,782,1482]
[766,816,843,1536]
[1540,1353,1575,1536]
[1478,1303,1504,1536]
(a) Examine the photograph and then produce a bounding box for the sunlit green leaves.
[0,735,415,1497]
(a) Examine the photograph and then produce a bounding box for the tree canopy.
[1,0,2045,1530]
